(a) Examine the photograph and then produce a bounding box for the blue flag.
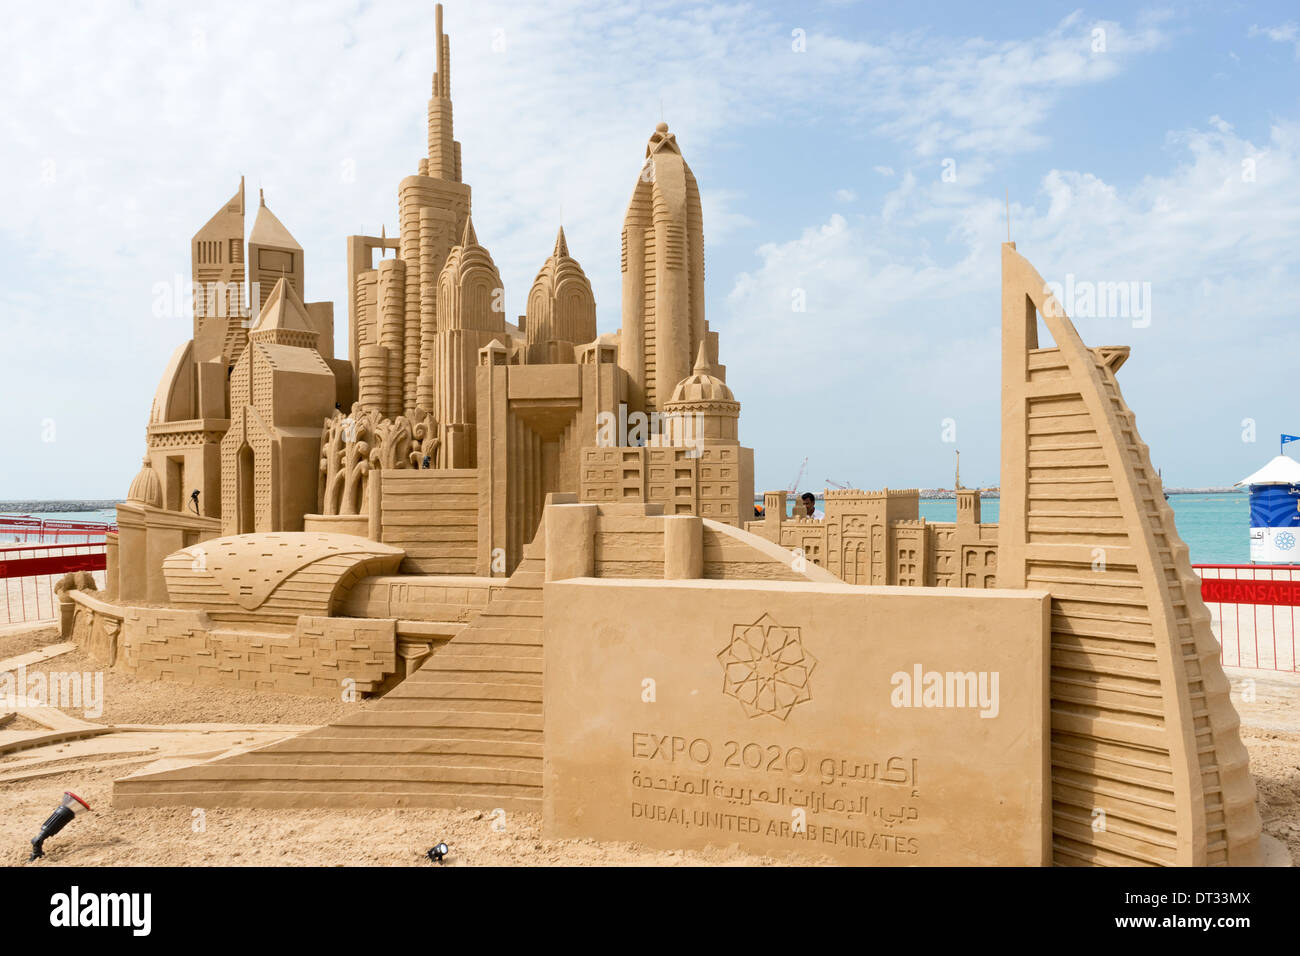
[1283,435,1300,453]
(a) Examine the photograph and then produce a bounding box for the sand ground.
[1,624,1295,867]
[0,625,795,867]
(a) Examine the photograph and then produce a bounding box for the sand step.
[340,696,542,715]
[470,614,543,632]
[476,585,544,606]
[111,514,556,812]
[431,647,543,671]
[440,639,542,659]
[137,761,543,787]
[474,598,543,616]
[415,670,543,688]
[439,627,541,647]
[331,709,542,730]
[266,736,542,758]
[383,681,541,702]
[234,751,541,772]
[338,696,541,715]
[504,582,542,594]
[376,698,537,717]
[418,655,542,674]
[435,633,542,648]
[425,659,541,678]
[111,790,538,811]
[505,574,544,590]
[381,687,541,708]
[113,789,541,812]
[116,774,541,797]
[302,724,542,743]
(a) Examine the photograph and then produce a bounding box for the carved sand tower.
[619,122,714,415]
[191,178,247,367]
[432,216,506,466]
[525,227,597,365]
[248,189,304,317]
[998,242,1261,866]
[350,3,472,423]
[221,278,336,535]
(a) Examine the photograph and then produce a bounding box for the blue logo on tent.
[1278,532,1296,551]
[1249,485,1300,528]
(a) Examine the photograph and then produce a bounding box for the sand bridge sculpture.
[59,5,1261,866]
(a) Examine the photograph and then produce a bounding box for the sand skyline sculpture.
[58,5,1263,866]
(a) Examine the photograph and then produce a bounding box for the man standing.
[799,492,824,520]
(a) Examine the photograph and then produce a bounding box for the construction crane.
[826,479,850,490]
[786,457,808,495]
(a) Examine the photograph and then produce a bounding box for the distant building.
[747,487,997,587]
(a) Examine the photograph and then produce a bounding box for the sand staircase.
[1013,345,1259,866]
[114,532,548,811]
[1090,357,1259,865]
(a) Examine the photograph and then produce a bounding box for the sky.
[1,0,1298,498]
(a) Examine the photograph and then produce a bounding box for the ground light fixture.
[426,842,449,864]
[28,791,91,862]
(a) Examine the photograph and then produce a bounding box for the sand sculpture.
[59,5,1262,866]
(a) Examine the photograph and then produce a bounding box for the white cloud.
[1249,22,1300,58]
[857,14,1168,171]
[722,118,1300,489]
[0,1,1174,496]
[834,188,858,202]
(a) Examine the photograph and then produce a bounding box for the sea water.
[918,495,1250,565]
[3,510,119,523]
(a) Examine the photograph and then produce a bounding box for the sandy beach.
[0,624,808,867]
[1,623,1294,867]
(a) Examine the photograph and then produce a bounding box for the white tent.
[1236,454,1300,486]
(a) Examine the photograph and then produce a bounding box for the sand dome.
[666,344,735,406]
[126,456,163,508]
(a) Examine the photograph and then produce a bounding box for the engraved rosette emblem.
[718,613,816,720]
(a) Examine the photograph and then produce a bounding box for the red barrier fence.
[0,542,107,626]
[0,515,117,543]
[1193,564,1300,672]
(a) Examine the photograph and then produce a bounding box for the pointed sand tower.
[998,241,1261,866]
